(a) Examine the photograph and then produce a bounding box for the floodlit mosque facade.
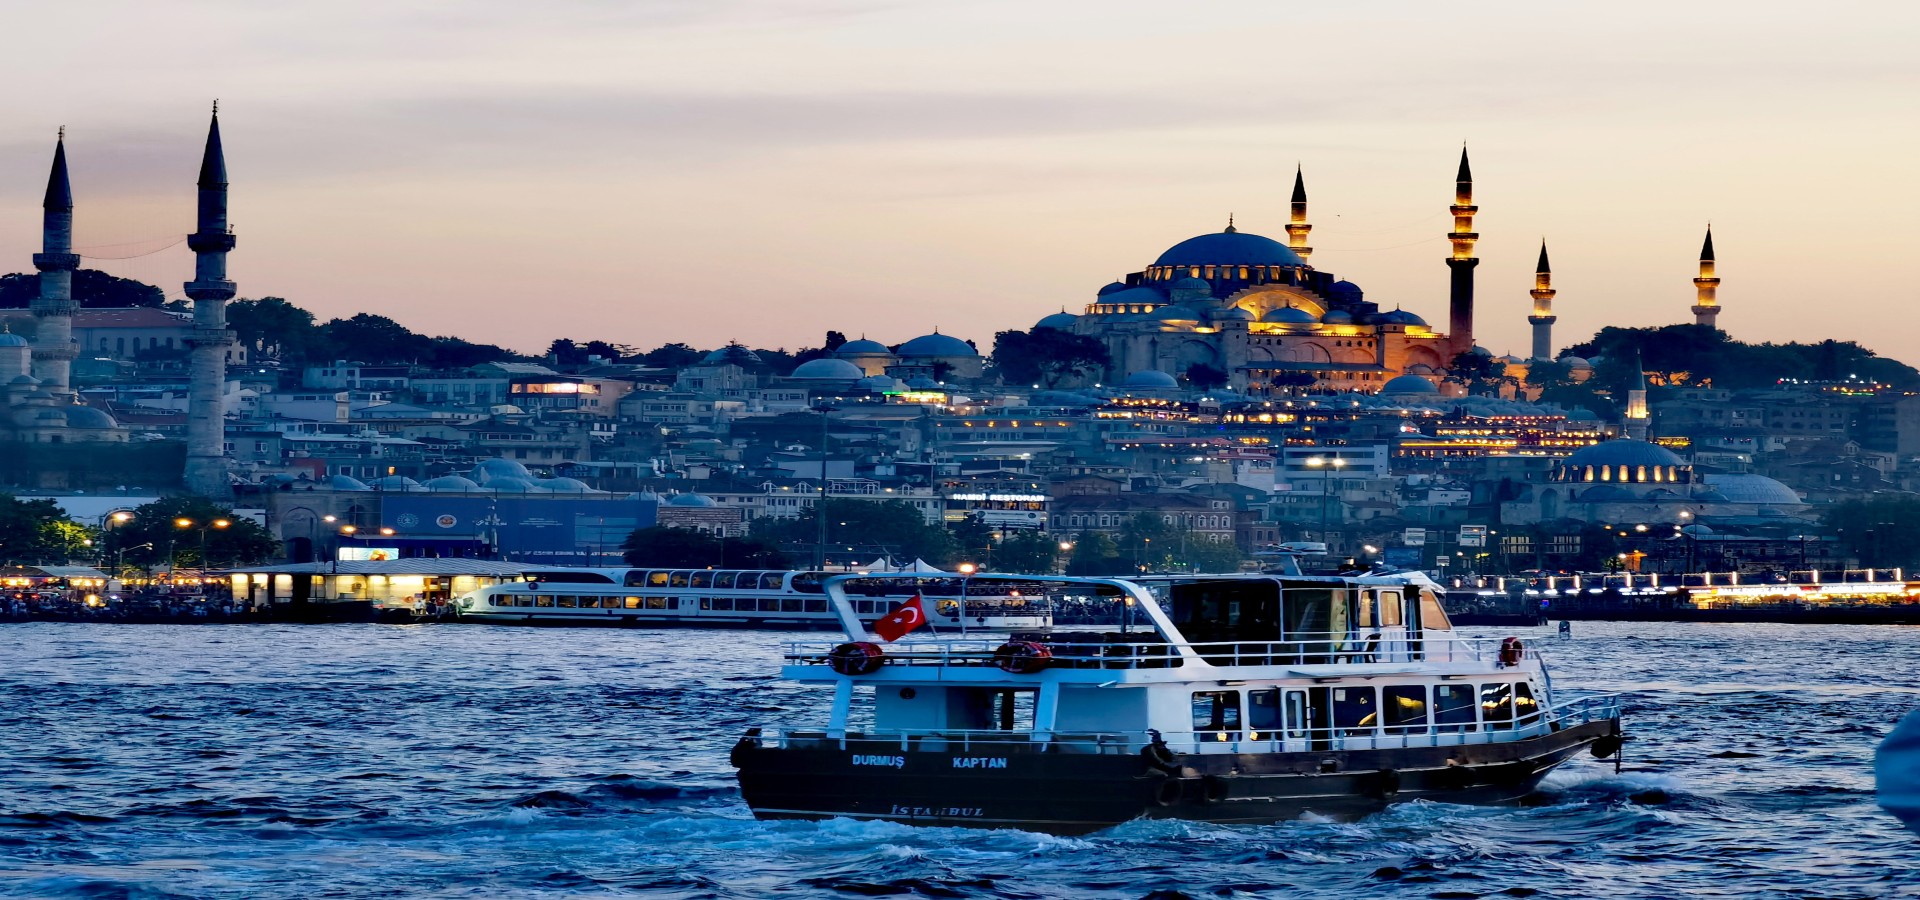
[1027,151,1723,396]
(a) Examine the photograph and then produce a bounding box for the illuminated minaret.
[1286,164,1312,263]
[31,129,79,400]
[1527,240,1556,361]
[1625,355,1650,441]
[1446,146,1478,355]
[1691,226,1720,328]
[184,105,236,499]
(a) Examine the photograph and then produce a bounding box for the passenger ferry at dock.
[731,572,1625,832]
[453,567,1052,631]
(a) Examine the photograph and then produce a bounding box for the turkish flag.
[873,594,928,642]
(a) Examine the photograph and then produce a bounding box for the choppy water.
[0,621,1915,899]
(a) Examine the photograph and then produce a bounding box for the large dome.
[62,406,118,429]
[472,458,533,483]
[896,332,977,358]
[1701,474,1804,505]
[1561,439,1685,470]
[789,358,865,380]
[1154,230,1306,269]
[1098,286,1165,308]
[1122,370,1180,389]
[1035,312,1080,330]
[1262,305,1318,325]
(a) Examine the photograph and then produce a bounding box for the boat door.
[1403,589,1424,659]
[1285,688,1332,752]
[1374,588,1410,662]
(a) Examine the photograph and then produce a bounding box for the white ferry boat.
[453,567,1052,631]
[731,572,1624,832]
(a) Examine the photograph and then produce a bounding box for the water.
[0,622,1915,899]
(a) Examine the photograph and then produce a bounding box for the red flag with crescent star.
[873,593,928,642]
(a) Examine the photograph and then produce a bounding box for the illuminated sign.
[338,547,402,561]
[948,494,1048,502]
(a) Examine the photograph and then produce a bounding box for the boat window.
[625,596,641,609]
[514,595,534,607]
[712,572,736,590]
[623,570,646,587]
[781,598,803,613]
[593,596,616,609]
[1513,682,1540,725]
[805,598,829,613]
[669,571,690,588]
[1382,685,1428,733]
[691,572,714,589]
[791,572,825,594]
[556,596,577,608]
[1248,689,1283,739]
[647,571,669,588]
[759,598,780,612]
[1434,684,1477,731]
[1355,592,1374,628]
[1191,691,1242,742]
[711,597,734,611]
[1417,590,1453,631]
[535,595,555,608]
[1481,683,1516,729]
[647,597,669,610]
[758,572,784,591]
[1379,591,1403,627]
[1332,686,1378,736]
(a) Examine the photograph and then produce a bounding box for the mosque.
[1023,150,1723,396]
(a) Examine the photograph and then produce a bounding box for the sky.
[0,0,1916,361]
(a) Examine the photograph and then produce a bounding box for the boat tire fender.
[1202,775,1230,803]
[991,640,1053,675]
[828,641,886,676]
[1498,637,1526,667]
[1373,768,1401,799]
[1591,734,1624,760]
[1152,777,1183,807]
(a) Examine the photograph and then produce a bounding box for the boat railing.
[783,631,1539,671]
[758,694,1621,755]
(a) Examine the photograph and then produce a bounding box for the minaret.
[30,129,80,400]
[1624,355,1650,441]
[1691,226,1720,328]
[1527,240,1556,361]
[184,105,236,499]
[1446,145,1478,356]
[1286,164,1312,263]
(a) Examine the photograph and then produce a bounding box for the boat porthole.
[899,687,916,700]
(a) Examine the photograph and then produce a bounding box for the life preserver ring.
[1498,637,1526,667]
[827,641,885,676]
[991,641,1052,674]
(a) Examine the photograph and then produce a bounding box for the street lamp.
[1305,456,1347,545]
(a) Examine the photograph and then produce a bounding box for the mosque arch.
[1225,285,1324,319]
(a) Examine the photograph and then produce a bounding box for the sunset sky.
[1,0,1915,360]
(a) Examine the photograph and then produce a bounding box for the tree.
[1185,362,1229,390]
[1120,513,1246,574]
[547,338,584,365]
[756,499,957,567]
[1448,351,1503,381]
[1824,497,1920,569]
[227,297,318,360]
[641,342,703,368]
[1064,530,1130,576]
[948,515,996,567]
[317,314,432,364]
[99,498,279,569]
[0,494,87,563]
[992,531,1065,574]
[0,269,166,309]
[992,328,1111,388]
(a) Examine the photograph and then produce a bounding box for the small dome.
[0,333,28,348]
[1035,312,1080,330]
[369,475,425,491]
[538,477,595,492]
[1561,439,1685,470]
[1150,305,1201,322]
[857,375,907,392]
[8,374,39,386]
[1262,305,1318,325]
[423,475,482,491]
[1122,370,1180,389]
[905,376,941,390]
[1702,474,1805,505]
[326,474,370,491]
[897,333,978,358]
[484,476,549,493]
[1406,363,1439,376]
[667,493,718,507]
[1097,286,1166,309]
[1320,309,1354,325]
[1171,277,1211,291]
[1578,484,1633,502]
[1681,523,1715,536]
[702,344,762,365]
[1213,306,1256,322]
[1328,280,1364,302]
[789,358,865,380]
[1096,282,1129,296]
[1560,356,1593,370]
[1376,309,1429,327]
[1380,374,1438,394]
[472,458,533,483]
[1468,345,1494,357]
[1154,231,1307,269]
[62,406,118,429]
[836,339,892,356]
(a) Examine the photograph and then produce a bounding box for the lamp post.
[116,542,153,576]
[1057,540,1073,575]
[813,404,836,571]
[1305,456,1347,546]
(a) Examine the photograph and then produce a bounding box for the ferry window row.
[624,570,792,590]
[1191,681,1541,740]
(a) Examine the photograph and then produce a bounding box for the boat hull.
[733,719,1619,834]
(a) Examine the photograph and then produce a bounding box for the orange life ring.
[991,640,1053,674]
[1498,636,1526,667]
[828,641,886,676]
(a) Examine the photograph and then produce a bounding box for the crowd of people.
[2,586,256,623]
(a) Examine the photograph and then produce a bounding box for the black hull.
[734,719,1618,834]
